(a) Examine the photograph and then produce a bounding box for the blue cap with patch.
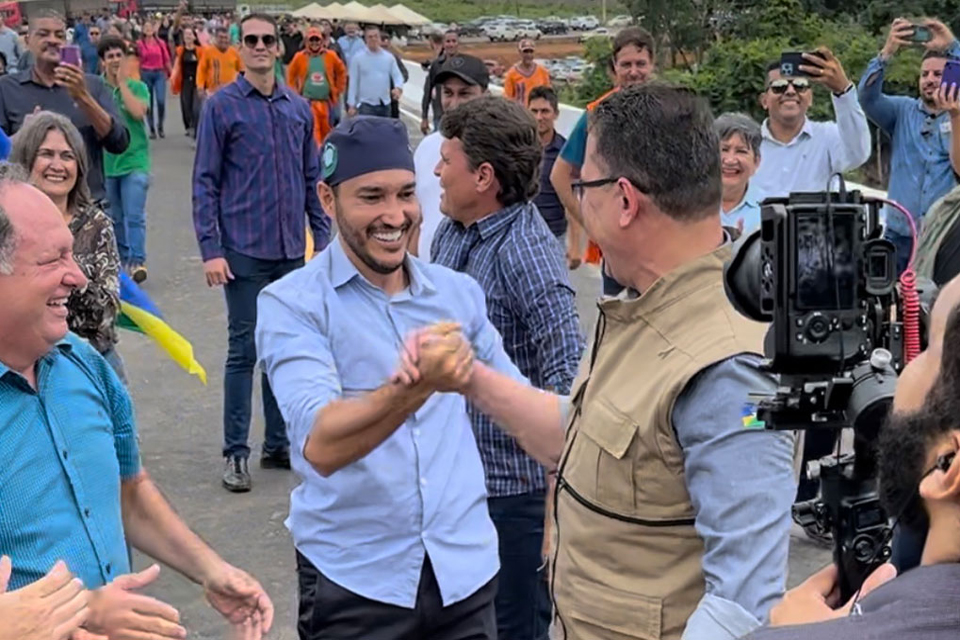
[320,116,416,187]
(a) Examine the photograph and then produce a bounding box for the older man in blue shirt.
[256,117,520,640]
[0,166,273,639]
[860,17,960,275]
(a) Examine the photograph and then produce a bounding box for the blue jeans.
[357,103,391,118]
[105,172,149,265]
[141,69,167,133]
[222,249,303,459]
[488,491,551,640]
[885,229,914,277]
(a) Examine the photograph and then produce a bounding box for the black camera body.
[724,189,901,600]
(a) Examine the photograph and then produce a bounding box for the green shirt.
[104,78,150,177]
[229,23,240,45]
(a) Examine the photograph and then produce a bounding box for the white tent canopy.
[387,3,430,26]
[292,2,336,19]
[368,4,406,25]
[338,1,379,22]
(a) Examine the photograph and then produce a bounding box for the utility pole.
[601,0,607,23]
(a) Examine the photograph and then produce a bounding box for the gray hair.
[28,9,66,32]
[10,111,92,213]
[589,84,721,221]
[0,163,30,275]
[715,112,762,158]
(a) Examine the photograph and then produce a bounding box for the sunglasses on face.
[521,48,534,54]
[767,78,811,94]
[308,36,321,43]
[243,33,277,47]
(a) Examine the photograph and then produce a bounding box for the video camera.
[724,187,901,601]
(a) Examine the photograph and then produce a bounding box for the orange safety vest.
[583,87,619,265]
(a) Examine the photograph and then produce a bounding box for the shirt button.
[62,449,68,459]
[420,477,427,487]
[413,428,420,438]
[84,508,91,517]
[105,563,112,574]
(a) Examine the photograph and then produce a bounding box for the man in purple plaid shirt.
[432,95,584,640]
[192,13,330,493]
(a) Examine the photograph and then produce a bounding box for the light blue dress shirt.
[347,48,405,108]
[721,181,764,234]
[255,239,524,608]
[858,41,960,237]
[752,88,871,198]
[337,34,366,67]
[0,333,141,591]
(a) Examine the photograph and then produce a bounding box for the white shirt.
[752,87,871,197]
[414,131,444,262]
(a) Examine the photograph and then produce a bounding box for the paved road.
[125,101,828,639]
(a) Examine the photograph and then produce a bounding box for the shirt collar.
[544,130,564,152]
[329,237,436,296]
[761,117,813,145]
[473,202,524,241]
[0,338,73,381]
[235,73,286,100]
[14,68,37,85]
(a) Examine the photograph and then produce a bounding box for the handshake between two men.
[391,321,475,392]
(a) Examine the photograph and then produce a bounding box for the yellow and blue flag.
[118,272,208,384]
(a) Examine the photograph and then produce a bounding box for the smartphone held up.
[59,45,81,68]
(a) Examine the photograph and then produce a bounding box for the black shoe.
[260,449,291,470]
[222,456,252,492]
[802,522,834,548]
[158,129,165,139]
[149,130,157,140]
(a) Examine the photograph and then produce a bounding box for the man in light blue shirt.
[347,25,404,118]
[716,112,765,234]
[859,18,960,275]
[256,117,517,639]
[336,20,365,67]
[752,51,871,198]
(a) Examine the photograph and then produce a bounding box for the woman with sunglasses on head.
[9,111,126,381]
[171,26,204,138]
[137,20,172,139]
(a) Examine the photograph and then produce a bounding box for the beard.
[335,200,408,275]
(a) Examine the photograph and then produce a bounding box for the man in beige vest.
[401,84,798,640]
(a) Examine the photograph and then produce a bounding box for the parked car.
[460,20,486,37]
[515,20,542,39]
[569,15,599,30]
[578,27,612,42]
[537,18,567,35]
[608,14,633,27]
[484,22,521,42]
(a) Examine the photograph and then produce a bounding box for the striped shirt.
[0,333,141,591]
[432,202,584,497]
[192,74,330,262]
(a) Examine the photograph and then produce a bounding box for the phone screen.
[60,45,81,67]
[943,60,960,88]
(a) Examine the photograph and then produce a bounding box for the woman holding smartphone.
[136,20,172,139]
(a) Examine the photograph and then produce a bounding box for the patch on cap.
[451,56,465,68]
[321,142,338,180]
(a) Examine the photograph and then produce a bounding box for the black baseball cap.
[435,54,489,89]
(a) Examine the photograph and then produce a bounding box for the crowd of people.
[1,5,960,640]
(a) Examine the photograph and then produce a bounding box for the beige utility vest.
[551,244,768,640]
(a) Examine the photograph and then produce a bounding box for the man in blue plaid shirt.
[432,95,584,640]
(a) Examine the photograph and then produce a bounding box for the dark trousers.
[358,103,391,118]
[488,492,551,640]
[390,98,401,119]
[222,250,303,459]
[296,551,498,640]
[180,75,199,133]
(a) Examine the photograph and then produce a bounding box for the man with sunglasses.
[286,25,346,144]
[193,13,330,493]
[752,48,870,199]
[741,276,960,640]
[859,18,960,277]
[418,84,796,640]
